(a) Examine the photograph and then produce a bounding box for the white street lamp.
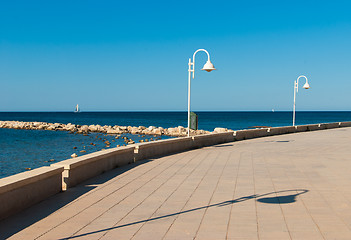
[293,75,310,126]
[187,49,216,136]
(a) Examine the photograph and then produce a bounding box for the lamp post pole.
[187,49,216,137]
[293,75,310,126]
[188,58,192,137]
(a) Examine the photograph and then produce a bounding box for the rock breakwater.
[0,120,229,137]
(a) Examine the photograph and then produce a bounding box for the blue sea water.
[1,111,351,178]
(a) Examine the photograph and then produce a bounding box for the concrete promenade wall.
[52,146,135,190]
[267,126,296,135]
[134,137,193,161]
[0,166,63,221]
[191,132,235,148]
[234,128,268,140]
[1,121,351,220]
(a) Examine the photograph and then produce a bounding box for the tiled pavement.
[1,127,351,239]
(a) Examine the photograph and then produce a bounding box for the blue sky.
[0,0,350,111]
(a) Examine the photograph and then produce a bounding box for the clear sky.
[0,0,350,111]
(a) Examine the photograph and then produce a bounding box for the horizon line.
[1,110,351,113]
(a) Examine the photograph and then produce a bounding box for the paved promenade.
[1,127,351,240]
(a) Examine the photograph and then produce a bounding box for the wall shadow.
[0,159,152,240]
[59,189,308,240]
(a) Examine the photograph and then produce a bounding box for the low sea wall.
[235,128,268,140]
[191,132,235,148]
[52,146,135,190]
[0,166,63,221]
[1,121,351,221]
[134,137,193,161]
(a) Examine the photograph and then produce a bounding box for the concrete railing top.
[191,131,234,138]
[52,145,135,170]
[134,136,192,148]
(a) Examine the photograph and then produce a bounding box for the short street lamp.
[187,49,216,136]
[293,75,310,126]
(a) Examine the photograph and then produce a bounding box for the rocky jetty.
[0,120,228,137]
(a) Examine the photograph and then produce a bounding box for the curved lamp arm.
[295,75,309,93]
[191,49,211,78]
[193,49,210,61]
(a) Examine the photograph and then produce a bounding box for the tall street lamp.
[293,75,310,126]
[187,49,216,136]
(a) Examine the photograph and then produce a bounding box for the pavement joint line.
[94,150,206,240]
[252,152,260,240]
[161,152,221,240]
[261,154,293,240]
[36,151,197,240]
[129,151,212,239]
[193,151,232,239]
[225,152,242,240]
[284,155,327,240]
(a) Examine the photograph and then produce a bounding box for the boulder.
[107,129,119,134]
[33,122,41,127]
[148,126,156,131]
[80,125,89,132]
[213,127,227,133]
[178,126,187,134]
[65,124,76,131]
[88,125,98,132]
[46,126,56,131]
[152,128,162,135]
[131,127,140,135]
[167,127,180,136]
[37,125,45,130]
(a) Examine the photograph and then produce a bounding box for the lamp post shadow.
[61,189,309,240]
[257,189,308,204]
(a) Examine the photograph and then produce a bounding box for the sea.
[1,111,351,179]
